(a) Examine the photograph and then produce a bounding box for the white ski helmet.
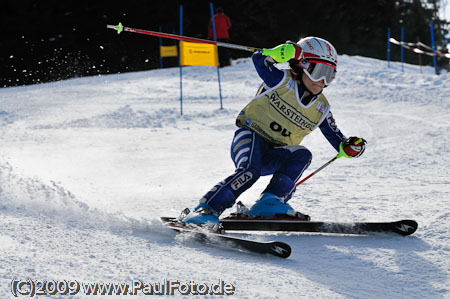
[290,37,338,86]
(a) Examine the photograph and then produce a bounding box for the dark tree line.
[1,0,448,87]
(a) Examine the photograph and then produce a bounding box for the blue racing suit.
[200,52,346,214]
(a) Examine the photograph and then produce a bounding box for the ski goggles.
[299,59,336,86]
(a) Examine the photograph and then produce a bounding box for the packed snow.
[1,55,449,298]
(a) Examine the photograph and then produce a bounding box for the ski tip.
[270,242,291,258]
[393,220,418,236]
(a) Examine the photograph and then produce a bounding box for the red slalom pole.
[107,23,262,53]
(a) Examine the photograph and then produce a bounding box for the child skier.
[181,37,367,226]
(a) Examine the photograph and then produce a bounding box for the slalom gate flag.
[180,41,218,67]
[160,45,178,57]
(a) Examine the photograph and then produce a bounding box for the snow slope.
[1,55,449,298]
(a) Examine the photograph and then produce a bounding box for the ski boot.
[180,203,221,231]
[247,193,310,220]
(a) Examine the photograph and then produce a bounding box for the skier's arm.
[319,111,346,152]
[252,52,284,88]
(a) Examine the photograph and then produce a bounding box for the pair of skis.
[161,216,418,259]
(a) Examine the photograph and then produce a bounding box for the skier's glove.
[338,137,367,158]
[262,43,304,63]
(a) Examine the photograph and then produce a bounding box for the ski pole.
[107,23,263,53]
[296,156,339,187]
[296,138,364,186]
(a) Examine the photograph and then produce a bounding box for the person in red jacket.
[208,8,232,67]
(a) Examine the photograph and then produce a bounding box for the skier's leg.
[248,145,312,218]
[201,128,264,213]
[182,129,264,224]
[263,145,312,202]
